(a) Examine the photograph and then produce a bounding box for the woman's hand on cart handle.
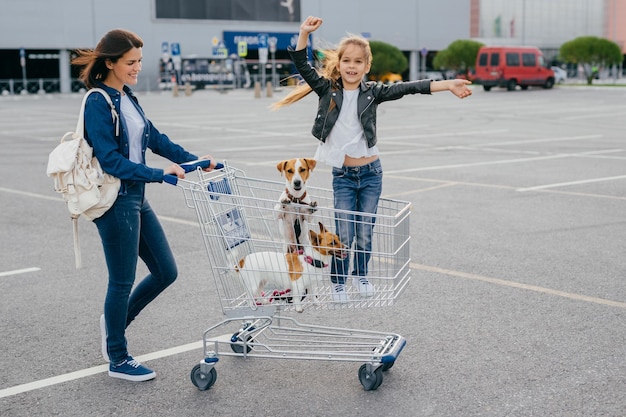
[163,158,225,185]
[163,163,187,185]
[196,154,223,172]
[182,156,224,173]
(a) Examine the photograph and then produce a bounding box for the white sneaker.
[100,314,109,362]
[331,284,350,303]
[353,277,375,297]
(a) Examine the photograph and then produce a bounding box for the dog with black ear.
[275,158,318,253]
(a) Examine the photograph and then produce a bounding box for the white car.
[551,66,567,84]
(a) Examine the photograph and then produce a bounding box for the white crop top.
[314,89,379,168]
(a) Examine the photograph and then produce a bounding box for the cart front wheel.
[358,364,384,391]
[190,364,217,391]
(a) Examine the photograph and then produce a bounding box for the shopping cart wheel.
[230,331,253,354]
[381,361,394,371]
[190,364,217,391]
[358,364,384,391]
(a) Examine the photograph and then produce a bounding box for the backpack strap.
[72,215,82,269]
[76,88,120,138]
[70,88,119,269]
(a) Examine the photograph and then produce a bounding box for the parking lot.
[0,84,625,416]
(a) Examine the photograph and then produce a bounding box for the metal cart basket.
[172,163,411,391]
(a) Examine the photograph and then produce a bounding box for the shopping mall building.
[0,0,623,94]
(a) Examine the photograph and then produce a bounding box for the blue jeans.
[94,182,177,364]
[330,159,383,285]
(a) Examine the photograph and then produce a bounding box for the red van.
[474,46,555,91]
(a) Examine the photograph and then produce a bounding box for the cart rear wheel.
[190,364,217,391]
[358,364,384,391]
[230,331,253,354]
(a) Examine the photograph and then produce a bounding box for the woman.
[73,29,218,381]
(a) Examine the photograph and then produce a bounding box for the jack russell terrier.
[275,158,318,253]
[236,222,346,313]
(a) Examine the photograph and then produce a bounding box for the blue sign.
[161,42,169,54]
[223,31,299,53]
[170,43,181,56]
[19,47,25,58]
[420,47,428,57]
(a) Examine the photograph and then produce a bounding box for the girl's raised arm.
[296,16,323,50]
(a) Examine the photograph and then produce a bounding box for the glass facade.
[155,0,300,22]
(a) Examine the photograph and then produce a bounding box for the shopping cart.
[168,162,411,391]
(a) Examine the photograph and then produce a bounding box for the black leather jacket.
[289,48,432,148]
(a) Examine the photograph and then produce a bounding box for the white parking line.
[386,153,568,174]
[517,174,626,192]
[2,259,624,399]
[0,187,59,201]
[411,262,626,309]
[0,267,40,277]
[0,341,202,399]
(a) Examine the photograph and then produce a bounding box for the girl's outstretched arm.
[430,79,473,99]
[296,16,323,50]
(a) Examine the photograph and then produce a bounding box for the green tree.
[368,40,408,80]
[559,36,622,85]
[433,39,484,77]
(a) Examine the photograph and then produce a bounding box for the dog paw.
[280,198,291,205]
[309,201,318,213]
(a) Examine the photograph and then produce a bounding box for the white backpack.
[46,88,121,268]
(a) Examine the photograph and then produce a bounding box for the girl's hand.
[449,79,472,99]
[300,16,323,34]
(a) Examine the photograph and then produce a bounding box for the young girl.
[73,29,218,381]
[273,16,472,302]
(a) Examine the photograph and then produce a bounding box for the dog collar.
[285,189,308,204]
[304,255,327,268]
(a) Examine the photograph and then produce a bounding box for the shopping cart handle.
[163,174,179,185]
[181,159,224,172]
[163,160,224,185]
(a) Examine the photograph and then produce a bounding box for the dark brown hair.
[72,29,144,89]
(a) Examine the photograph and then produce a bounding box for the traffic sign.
[259,47,268,64]
[268,37,277,53]
[420,47,428,57]
[170,43,181,56]
[258,33,268,49]
[238,41,248,57]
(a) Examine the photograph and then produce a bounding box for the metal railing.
[0,78,89,95]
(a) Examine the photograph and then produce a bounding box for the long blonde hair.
[271,35,372,110]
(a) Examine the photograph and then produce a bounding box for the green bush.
[368,40,408,79]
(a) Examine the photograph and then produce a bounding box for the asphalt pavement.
[0,83,625,417]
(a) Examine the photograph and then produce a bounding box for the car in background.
[551,66,567,83]
[473,46,555,91]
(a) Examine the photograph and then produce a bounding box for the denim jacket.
[289,48,432,148]
[83,83,197,193]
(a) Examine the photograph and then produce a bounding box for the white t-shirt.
[314,89,379,168]
[120,94,145,164]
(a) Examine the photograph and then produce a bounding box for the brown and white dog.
[275,158,318,253]
[236,223,346,313]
